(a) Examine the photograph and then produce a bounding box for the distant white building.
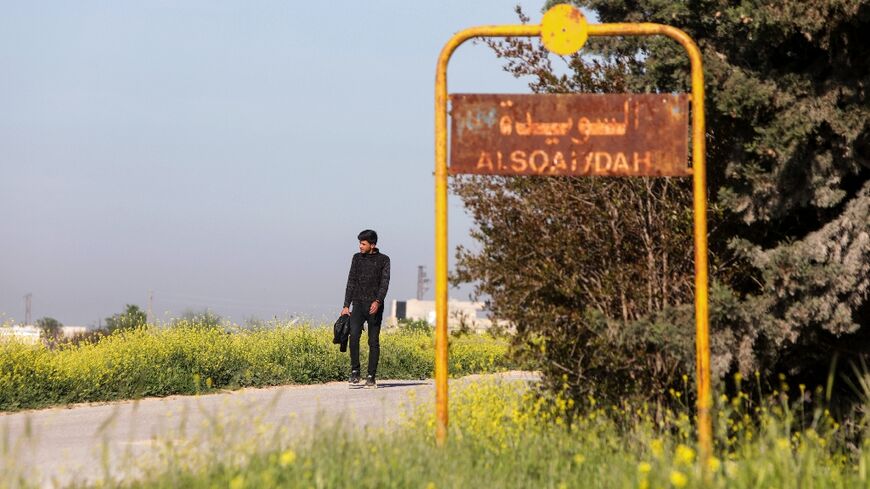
[388,298,509,333]
[0,325,90,344]
[0,325,41,344]
[61,326,88,336]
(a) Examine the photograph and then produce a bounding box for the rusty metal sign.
[449,93,690,177]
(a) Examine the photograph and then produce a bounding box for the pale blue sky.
[0,1,551,326]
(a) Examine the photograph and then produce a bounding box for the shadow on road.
[376,382,429,388]
[348,382,430,389]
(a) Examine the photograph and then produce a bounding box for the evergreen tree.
[573,0,870,384]
[453,1,868,401]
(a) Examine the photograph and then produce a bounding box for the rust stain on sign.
[449,93,690,177]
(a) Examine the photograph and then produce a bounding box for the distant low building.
[388,298,509,333]
[61,326,88,337]
[0,325,90,344]
[0,325,41,344]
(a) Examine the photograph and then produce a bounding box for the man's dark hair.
[358,229,378,244]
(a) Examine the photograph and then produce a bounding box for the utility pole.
[24,293,32,325]
[416,266,430,301]
[146,290,153,325]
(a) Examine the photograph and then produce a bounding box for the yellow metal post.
[435,7,711,465]
[435,23,540,446]
[588,22,712,468]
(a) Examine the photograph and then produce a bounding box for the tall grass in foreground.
[38,378,865,489]
[0,322,514,411]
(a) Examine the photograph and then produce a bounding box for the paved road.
[1,372,536,488]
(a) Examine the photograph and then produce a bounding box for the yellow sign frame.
[433,5,712,466]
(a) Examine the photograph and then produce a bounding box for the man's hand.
[341,307,350,317]
[369,301,379,314]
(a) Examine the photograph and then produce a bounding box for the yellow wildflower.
[638,461,652,474]
[674,444,695,465]
[708,456,721,472]
[650,439,664,459]
[669,470,688,488]
[279,449,297,467]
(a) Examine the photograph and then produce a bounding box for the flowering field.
[34,377,867,489]
[0,322,514,411]
[3,325,867,488]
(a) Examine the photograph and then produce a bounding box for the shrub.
[0,321,514,411]
[396,318,432,334]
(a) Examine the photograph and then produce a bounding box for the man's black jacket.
[333,314,350,352]
[343,249,390,308]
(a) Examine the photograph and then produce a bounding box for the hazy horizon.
[0,1,558,326]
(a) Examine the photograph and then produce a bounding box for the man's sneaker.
[349,371,361,384]
[364,375,377,389]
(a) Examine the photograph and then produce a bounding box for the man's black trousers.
[349,302,383,377]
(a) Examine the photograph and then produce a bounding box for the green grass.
[4,323,866,488]
[0,322,514,411]
[47,377,868,489]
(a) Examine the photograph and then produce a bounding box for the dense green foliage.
[453,0,869,403]
[105,304,147,333]
[453,176,701,402]
[22,378,866,489]
[576,0,870,397]
[0,322,513,411]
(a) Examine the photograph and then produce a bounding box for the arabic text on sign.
[449,94,690,177]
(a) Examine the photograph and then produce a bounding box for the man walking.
[341,229,390,388]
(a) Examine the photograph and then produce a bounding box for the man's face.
[359,240,375,253]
